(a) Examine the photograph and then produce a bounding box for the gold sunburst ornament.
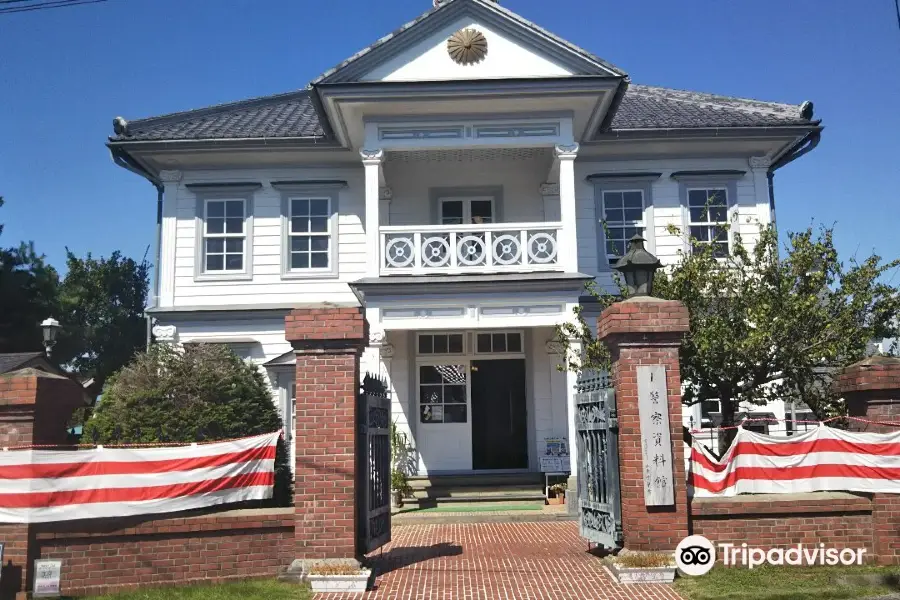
[447,28,488,65]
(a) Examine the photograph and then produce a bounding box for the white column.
[749,156,772,227]
[555,144,580,273]
[361,149,384,277]
[158,170,182,308]
[565,338,582,474]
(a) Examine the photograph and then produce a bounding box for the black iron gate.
[357,373,391,555]
[575,370,622,549]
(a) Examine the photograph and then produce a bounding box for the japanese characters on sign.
[33,559,62,598]
[637,365,674,506]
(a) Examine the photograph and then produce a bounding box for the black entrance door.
[471,359,528,470]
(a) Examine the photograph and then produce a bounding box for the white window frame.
[439,196,495,225]
[672,172,743,259]
[287,196,334,274]
[416,332,466,356]
[600,189,646,268]
[474,330,525,355]
[203,198,246,273]
[686,186,730,258]
[190,183,258,282]
[274,181,343,279]
[588,174,659,273]
[417,361,470,425]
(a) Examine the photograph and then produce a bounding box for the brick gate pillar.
[597,297,690,552]
[837,356,900,565]
[285,307,367,562]
[0,368,85,600]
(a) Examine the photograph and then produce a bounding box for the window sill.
[280,270,339,281]
[194,272,253,282]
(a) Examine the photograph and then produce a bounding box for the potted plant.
[307,564,372,593]
[606,552,677,584]
[390,420,413,508]
[547,482,567,505]
[391,469,412,508]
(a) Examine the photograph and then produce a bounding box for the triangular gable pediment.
[313,0,625,85]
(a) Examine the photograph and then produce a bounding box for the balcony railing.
[379,222,565,275]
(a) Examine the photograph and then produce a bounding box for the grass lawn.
[84,580,311,600]
[674,565,900,600]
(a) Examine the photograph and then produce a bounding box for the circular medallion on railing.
[528,232,558,264]
[457,235,486,266]
[385,237,415,268]
[492,234,522,265]
[421,236,451,267]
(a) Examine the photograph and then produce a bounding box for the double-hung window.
[672,172,742,259]
[601,190,645,267]
[190,183,259,281]
[687,188,729,258]
[203,199,246,272]
[274,181,343,278]
[589,174,659,270]
[288,197,331,270]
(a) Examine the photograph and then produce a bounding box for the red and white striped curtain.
[690,425,900,497]
[0,432,280,523]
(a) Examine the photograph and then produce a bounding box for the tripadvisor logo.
[675,535,867,575]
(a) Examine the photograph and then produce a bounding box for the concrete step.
[409,486,543,499]
[407,473,544,490]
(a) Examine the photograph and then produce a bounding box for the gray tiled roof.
[611,85,813,129]
[114,90,326,142]
[111,83,814,143]
[0,352,43,375]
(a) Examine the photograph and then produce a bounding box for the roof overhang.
[582,124,823,163]
[349,271,592,304]
[314,77,624,149]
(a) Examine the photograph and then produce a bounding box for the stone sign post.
[637,365,675,506]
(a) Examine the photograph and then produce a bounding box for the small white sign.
[539,455,569,473]
[33,559,62,597]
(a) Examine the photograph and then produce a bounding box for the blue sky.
[1,0,898,272]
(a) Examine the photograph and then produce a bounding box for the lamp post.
[612,234,662,297]
[40,317,61,359]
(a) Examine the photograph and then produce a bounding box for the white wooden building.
[108,0,822,476]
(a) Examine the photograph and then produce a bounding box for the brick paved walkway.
[314,522,683,600]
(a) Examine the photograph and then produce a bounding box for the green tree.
[0,197,60,352]
[54,250,150,393]
[84,343,292,506]
[560,223,900,445]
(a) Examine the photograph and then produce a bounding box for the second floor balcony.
[379,221,564,276]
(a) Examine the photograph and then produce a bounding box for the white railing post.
[520,229,529,266]
[361,149,384,278]
[413,232,422,272]
[484,231,493,268]
[449,231,458,270]
[555,143,580,273]
[379,232,386,274]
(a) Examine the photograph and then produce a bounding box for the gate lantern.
[612,235,661,297]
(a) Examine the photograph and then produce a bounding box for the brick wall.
[691,494,877,563]
[31,509,294,597]
[598,298,690,552]
[287,307,366,560]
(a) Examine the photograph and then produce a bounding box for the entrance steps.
[404,473,547,508]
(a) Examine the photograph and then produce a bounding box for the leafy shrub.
[83,343,292,506]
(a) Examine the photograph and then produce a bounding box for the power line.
[0,0,108,14]
[895,0,900,35]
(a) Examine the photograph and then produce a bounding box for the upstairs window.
[289,197,332,271]
[439,197,494,225]
[203,199,246,273]
[602,190,645,267]
[687,188,729,258]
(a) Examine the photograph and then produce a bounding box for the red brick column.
[0,368,85,600]
[837,356,900,564]
[597,297,690,552]
[285,307,367,562]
